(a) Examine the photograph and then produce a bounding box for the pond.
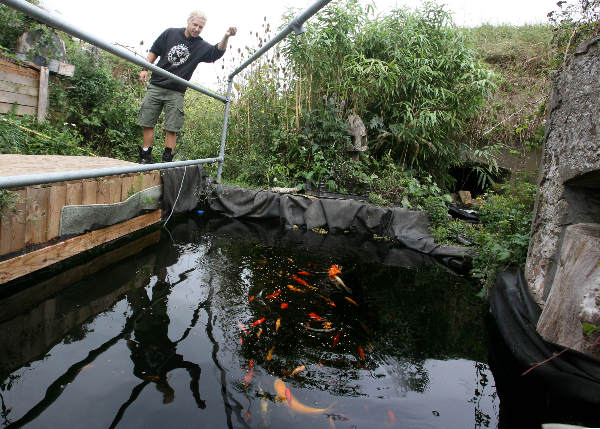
[0,213,498,429]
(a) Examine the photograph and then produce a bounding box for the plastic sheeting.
[161,167,471,271]
[488,266,600,426]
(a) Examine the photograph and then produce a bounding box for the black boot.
[162,147,174,162]
[138,146,153,164]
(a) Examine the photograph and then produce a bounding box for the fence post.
[37,66,49,123]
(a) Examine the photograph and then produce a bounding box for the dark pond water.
[0,213,498,429]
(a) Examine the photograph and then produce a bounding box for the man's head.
[185,10,207,38]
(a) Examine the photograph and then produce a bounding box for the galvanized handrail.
[0,0,332,189]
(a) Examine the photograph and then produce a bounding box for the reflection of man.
[137,10,237,163]
[126,279,205,407]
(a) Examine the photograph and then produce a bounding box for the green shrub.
[470,178,537,294]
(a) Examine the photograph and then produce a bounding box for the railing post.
[217,79,234,184]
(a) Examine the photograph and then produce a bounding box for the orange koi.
[237,322,249,335]
[344,296,359,307]
[245,410,251,421]
[287,285,306,293]
[257,328,263,338]
[388,410,396,424]
[252,317,266,327]
[319,295,336,307]
[239,337,244,345]
[280,303,289,309]
[244,369,254,387]
[328,264,342,276]
[332,333,340,347]
[249,359,254,369]
[274,379,328,414]
[266,346,275,361]
[297,271,313,276]
[291,365,306,376]
[287,258,294,262]
[359,320,372,335]
[292,275,309,287]
[257,259,267,264]
[248,295,255,302]
[323,321,332,330]
[275,318,281,332]
[358,345,365,360]
[266,289,281,299]
[308,312,323,322]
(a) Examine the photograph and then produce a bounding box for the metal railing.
[0,0,332,189]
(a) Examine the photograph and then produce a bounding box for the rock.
[525,35,600,305]
[536,224,600,359]
[457,190,472,206]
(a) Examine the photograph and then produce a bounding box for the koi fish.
[344,296,359,307]
[328,264,342,276]
[297,271,313,276]
[291,365,306,376]
[287,258,294,262]
[239,337,244,345]
[248,295,255,302]
[359,320,372,335]
[249,359,254,369]
[273,379,328,414]
[244,369,254,387]
[288,285,306,293]
[266,346,275,361]
[388,410,396,424]
[275,318,281,332]
[330,274,352,294]
[237,322,249,335]
[245,410,251,421]
[319,295,336,307]
[332,333,340,347]
[252,317,266,327]
[308,312,323,322]
[280,303,289,309]
[266,289,281,299]
[358,345,365,360]
[323,321,332,330]
[257,328,263,338]
[144,375,160,382]
[292,275,309,287]
[257,259,267,264]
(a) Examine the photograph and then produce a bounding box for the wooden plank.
[0,89,37,107]
[66,182,83,206]
[0,189,26,256]
[25,186,49,246]
[37,66,48,123]
[0,230,160,322]
[121,175,135,201]
[0,80,38,97]
[0,102,36,116]
[96,178,110,204]
[108,176,122,203]
[82,180,97,205]
[0,70,38,87]
[0,210,162,284]
[47,184,67,241]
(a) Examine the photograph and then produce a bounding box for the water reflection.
[0,213,497,429]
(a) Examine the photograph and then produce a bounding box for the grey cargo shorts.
[137,84,185,132]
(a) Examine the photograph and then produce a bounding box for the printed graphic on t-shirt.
[167,44,190,66]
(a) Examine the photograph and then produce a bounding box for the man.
[137,11,237,163]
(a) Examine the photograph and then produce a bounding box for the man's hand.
[218,27,238,51]
[226,27,237,37]
[139,70,148,83]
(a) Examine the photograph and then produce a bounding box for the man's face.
[186,17,206,38]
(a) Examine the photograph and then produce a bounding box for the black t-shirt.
[149,27,224,93]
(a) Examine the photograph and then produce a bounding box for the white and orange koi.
[273,378,329,414]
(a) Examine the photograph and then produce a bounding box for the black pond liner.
[488,267,600,427]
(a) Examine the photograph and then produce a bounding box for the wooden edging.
[0,209,161,284]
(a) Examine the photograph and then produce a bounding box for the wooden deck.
[0,155,162,284]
